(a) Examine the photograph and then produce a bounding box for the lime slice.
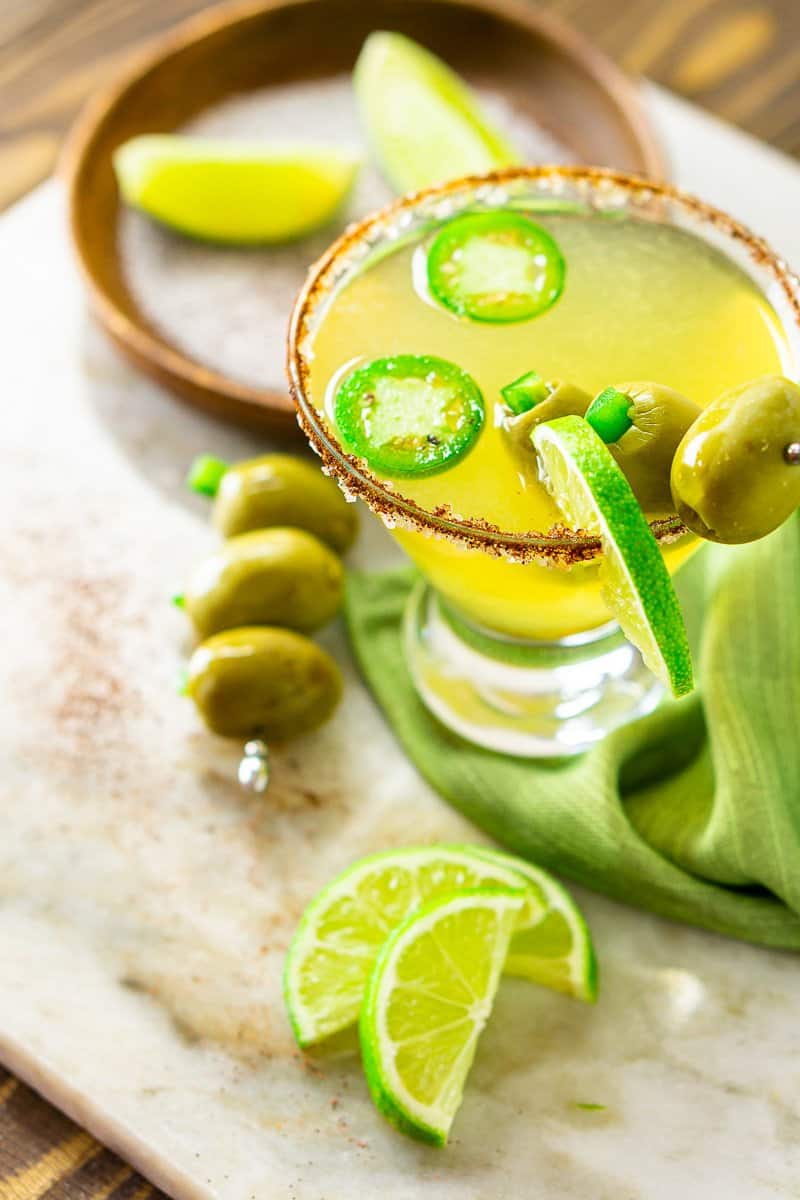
[462,845,597,1002]
[283,845,543,1048]
[333,355,484,478]
[532,415,693,697]
[360,887,524,1146]
[354,31,518,194]
[113,135,362,244]
[426,212,565,323]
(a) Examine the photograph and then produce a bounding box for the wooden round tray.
[63,0,666,435]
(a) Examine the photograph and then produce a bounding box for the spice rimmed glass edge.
[287,166,800,757]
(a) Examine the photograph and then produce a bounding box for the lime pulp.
[283,845,544,1048]
[283,843,597,1049]
[359,887,524,1146]
[463,845,598,1001]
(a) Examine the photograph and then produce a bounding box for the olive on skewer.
[585,382,701,513]
[187,452,358,552]
[670,375,800,543]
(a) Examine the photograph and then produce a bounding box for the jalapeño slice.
[426,211,565,323]
[333,354,484,477]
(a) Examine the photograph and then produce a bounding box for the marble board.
[2,87,800,1199]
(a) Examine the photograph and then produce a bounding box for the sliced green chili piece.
[333,354,484,477]
[426,211,565,323]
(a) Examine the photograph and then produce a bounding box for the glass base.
[404,583,663,758]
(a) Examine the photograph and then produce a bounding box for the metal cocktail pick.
[784,442,800,465]
[238,739,270,793]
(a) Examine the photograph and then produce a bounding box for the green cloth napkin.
[345,513,800,950]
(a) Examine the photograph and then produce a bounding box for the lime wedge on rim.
[465,845,597,1002]
[283,845,543,1048]
[360,887,524,1146]
[354,31,518,195]
[532,415,693,697]
[113,135,362,244]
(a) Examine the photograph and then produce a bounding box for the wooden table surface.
[1,0,799,1195]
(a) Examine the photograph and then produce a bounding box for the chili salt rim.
[287,164,800,566]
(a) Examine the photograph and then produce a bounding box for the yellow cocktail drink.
[306,210,786,639]
[289,168,800,755]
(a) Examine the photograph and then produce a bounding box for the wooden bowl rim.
[61,0,667,428]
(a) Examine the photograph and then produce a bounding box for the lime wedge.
[113,135,362,243]
[360,887,524,1146]
[463,846,597,1002]
[354,31,518,194]
[532,415,693,697]
[283,845,544,1048]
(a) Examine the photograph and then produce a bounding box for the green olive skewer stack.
[188,452,358,550]
[501,371,800,541]
[581,375,800,541]
[177,453,358,792]
[179,528,343,639]
[499,373,702,515]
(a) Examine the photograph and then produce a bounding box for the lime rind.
[283,845,545,1048]
[532,416,693,697]
[354,31,518,195]
[113,135,362,244]
[359,887,524,1146]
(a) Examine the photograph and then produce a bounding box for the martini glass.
[288,166,800,757]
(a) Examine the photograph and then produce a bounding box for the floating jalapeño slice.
[333,354,485,477]
[426,211,565,323]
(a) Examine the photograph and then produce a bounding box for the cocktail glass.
[287,166,800,757]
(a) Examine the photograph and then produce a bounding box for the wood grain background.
[1,0,800,211]
[1,0,799,1195]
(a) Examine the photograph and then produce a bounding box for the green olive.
[503,380,591,469]
[601,382,702,513]
[213,455,358,552]
[187,627,342,739]
[183,528,343,639]
[670,375,800,544]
